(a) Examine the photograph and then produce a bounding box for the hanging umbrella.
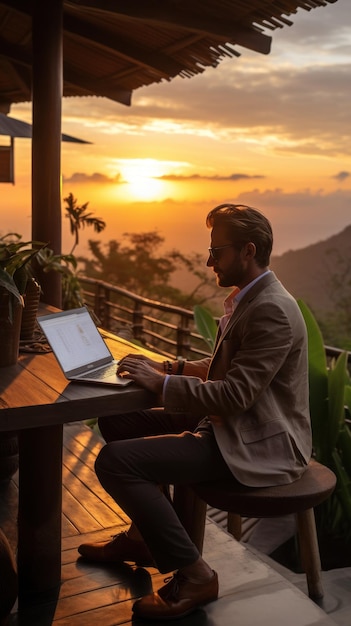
[0,112,90,142]
[0,112,91,182]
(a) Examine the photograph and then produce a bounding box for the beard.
[215,263,246,288]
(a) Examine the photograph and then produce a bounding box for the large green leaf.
[297,299,327,373]
[0,268,23,305]
[331,449,351,524]
[0,268,24,322]
[193,305,217,351]
[337,426,351,476]
[328,352,349,448]
[297,299,328,456]
[345,385,351,415]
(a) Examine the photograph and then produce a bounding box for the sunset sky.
[1,0,350,261]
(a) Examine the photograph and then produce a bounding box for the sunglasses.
[208,244,235,262]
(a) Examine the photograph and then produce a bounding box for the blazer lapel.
[212,271,278,357]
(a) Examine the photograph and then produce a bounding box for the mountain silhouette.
[271,225,351,316]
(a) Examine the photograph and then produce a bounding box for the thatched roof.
[0,0,338,111]
[0,0,337,307]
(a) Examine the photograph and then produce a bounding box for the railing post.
[80,277,213,359]
[177,315,191,358]
[103,287,111,329]
[95,284,105,323]
[133,301,144,342]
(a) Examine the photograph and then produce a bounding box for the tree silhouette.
[64,192,106,254]
[79,231,219,309]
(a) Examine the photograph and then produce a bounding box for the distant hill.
[172,224,351,319]
[271,225,351,315]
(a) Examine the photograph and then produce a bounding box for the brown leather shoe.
[77,531,154,566]
[132,570,218,620]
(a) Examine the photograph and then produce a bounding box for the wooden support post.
[31,0,63,309]
[17,425,63,605]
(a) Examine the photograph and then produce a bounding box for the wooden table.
[0,306,162,606]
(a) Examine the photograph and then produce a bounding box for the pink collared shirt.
[163,270,271,393]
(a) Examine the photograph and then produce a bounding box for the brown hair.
[206,204,273,267]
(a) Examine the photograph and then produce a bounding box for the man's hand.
[117,355,165,394]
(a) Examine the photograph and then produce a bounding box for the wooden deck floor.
[0,423,340,626]
[2,422,169,626]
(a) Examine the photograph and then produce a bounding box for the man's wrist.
[163,360,173,374]
[163,358,186,375]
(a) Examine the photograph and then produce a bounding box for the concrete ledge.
[202,518,337,626]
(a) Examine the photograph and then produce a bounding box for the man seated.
[78,204,312,621]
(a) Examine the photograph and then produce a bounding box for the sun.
[127,174,164,201]
[109,158,192,202]
[119,159,169,201]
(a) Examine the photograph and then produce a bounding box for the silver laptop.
[37,306,132,386]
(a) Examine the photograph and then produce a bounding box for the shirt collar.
[223,269,271,314]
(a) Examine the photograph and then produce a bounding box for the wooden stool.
[191,459,336,599]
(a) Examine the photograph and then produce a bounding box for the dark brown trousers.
[95,410,234,573]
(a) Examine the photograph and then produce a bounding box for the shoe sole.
[132,594,218,620]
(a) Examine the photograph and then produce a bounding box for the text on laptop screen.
[41,309,111,371]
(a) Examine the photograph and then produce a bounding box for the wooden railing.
[325,345,351,364]
[79,276,213,359]
[80,276,351,366]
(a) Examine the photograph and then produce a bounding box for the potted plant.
[0,234,46,363]
[0,267,23,367]
[0,234,47,485]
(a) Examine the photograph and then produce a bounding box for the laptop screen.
[38,307,112,374]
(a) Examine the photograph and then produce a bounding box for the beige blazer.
[164,272,312,487]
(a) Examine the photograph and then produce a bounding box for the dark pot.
[0,292,23,367]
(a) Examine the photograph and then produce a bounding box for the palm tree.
[64,192,106,254]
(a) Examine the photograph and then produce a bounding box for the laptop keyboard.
[79,364,117,380]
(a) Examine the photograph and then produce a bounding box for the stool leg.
[296,508,323,599]
[227,513,242,540]
[173,486,207,553]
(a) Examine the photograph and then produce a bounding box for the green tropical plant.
[0,233,46,320]
[36,247,84,310]
[0,267,23,319]
[297,299,351,542]
[193,304,218,351]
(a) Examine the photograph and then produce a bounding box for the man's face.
[207,225,247,288]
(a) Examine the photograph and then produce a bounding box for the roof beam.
[67,0,272,55]
[0,9,132,106]
[2,0,231,76]
[63,64,132,105]
[64,14,185,78]
[5,0,271,55]
[0,35,32,67]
